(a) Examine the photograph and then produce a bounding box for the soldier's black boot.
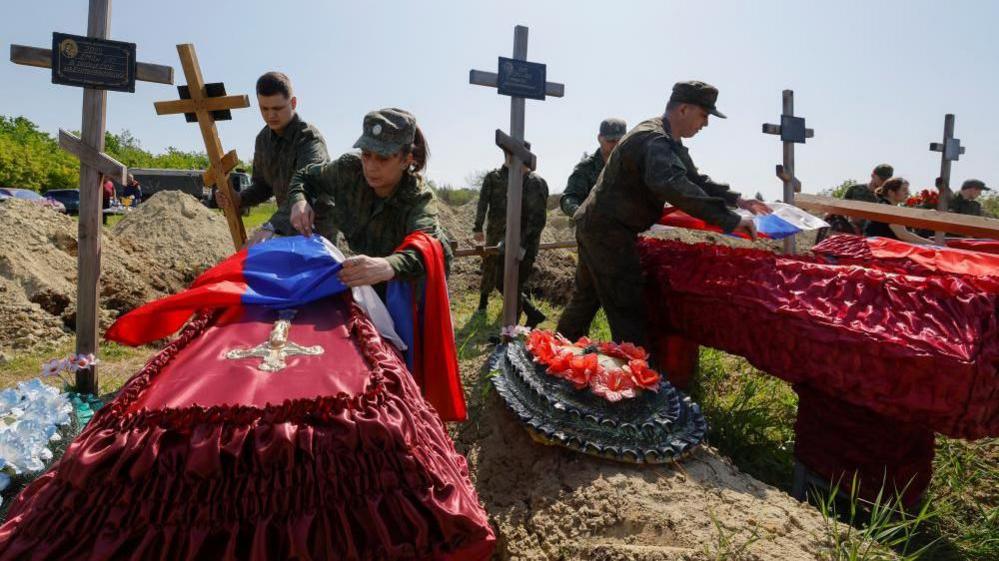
[522,297,546,329]
[477,293,489,312]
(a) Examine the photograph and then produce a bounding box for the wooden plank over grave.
[795,194,999,239]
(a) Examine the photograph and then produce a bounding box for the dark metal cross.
[929,113,965,243]
[763,89,813,254]
[9,0,173,394]
[470,25,564,329]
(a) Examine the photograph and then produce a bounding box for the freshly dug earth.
[454,355,839,561]
[0,194,232,353]
[112,191,234,282]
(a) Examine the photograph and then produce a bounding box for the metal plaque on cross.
[178,82,233,122]
[51,32,136,92]
[497,57,547,100]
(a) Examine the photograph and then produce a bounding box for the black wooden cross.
[763,89,813,254]
[470,25,564,329]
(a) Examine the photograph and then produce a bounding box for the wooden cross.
[929,113,965,244]
[9,0,174,394]
[154,43,250,248]
[470,25,564,329]
[763,89,813,255]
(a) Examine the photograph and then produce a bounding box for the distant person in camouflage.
[556,81,764,349]
[949,179,990,217]
[224,72,329,246]
[826,163,893,235]
[559,118,627,217]
[472,143,549,327]
[288,108,452,292]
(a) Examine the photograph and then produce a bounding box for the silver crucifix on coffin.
[225,309,323,372]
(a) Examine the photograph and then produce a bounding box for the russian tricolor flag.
[105,236,350,346]
[656,202,828,239]
[105,233,467,421]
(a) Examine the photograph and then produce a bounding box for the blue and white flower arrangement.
[0,354,90,506]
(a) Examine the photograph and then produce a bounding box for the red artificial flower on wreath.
[524,329,662,402]
[564,352,601,389]
[590,369,638,402]
[626,359,661,391]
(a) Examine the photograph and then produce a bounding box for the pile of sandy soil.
[453,355,840,560]
[0,194,233,354]
[112,191,234,282]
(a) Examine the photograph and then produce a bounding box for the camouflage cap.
[669,81,726,119]
[962,178,991,191]
[599,118,627,140]
[872,164,894,180]
[353,108,416,156]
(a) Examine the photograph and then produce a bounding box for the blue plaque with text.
[497,57,546,100]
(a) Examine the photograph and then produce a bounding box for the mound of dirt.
[0,199,191,353]
[112,191,233,282]
[454,354,838,560]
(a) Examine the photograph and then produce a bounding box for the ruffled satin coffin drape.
[639,237,999,440]
[0,296,495,561]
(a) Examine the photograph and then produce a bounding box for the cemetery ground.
[0,196,995,559]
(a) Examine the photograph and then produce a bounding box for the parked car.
[44,189,81,215]
[0,188,66,213]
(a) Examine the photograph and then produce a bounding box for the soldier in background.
[221,72,329,246]
[949,179,990,217]
[559,118,627,217]
[826,163,893,235]
[472,142,548,327]
[557,81,763,349]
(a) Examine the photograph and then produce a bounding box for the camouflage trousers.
[556,215,648,348]
[482,249,540,320]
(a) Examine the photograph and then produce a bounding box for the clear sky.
[4,0,998,199]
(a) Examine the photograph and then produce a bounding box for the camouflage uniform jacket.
[239,114,329,235]
[949,194,984,217]
[473,166,549,258]
[287,154,453,279]
[559,149,604,216]
[575,116,741,233]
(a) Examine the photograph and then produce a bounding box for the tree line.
[0,115,218,192]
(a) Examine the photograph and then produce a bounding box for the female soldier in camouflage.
[287,108,452,290]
